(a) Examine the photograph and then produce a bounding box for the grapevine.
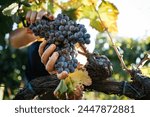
[1,0,150,100]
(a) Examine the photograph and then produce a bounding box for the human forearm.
[9,28,37,48]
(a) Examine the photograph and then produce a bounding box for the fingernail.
[51,44,56,48]
[54,52,59,57]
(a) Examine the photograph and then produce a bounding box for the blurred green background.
[0,0,150,100]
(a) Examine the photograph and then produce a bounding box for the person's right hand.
[9,10,52,48]
[25,10,54,37]
[25,10,54,24]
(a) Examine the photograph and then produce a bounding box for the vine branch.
[137,52,150,68]
[13,72,150,100]
[92,3,131,74]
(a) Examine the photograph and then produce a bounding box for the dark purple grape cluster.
[29,14,91,73]
[85,53,113,81]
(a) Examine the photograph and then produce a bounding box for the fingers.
[46,12,54,20]
[30,11,37,23]
[40,44,68,79]
[38,40,47,57]
[25,10,49,24]
[26,10,37,24]
[39,42,68,79]
[36,10,47,20]
[45,52,59,72]
[26,10,32,23]
[57,71,68,79]
[41,44,56,65]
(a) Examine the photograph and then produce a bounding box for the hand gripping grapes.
[29,12,91,80]
[26,11,70,79]
[38,40,68,79]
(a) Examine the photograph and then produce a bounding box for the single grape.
[69,25,75,31]
[59,25,65,31]
[84,33,90,38]
[64,68,70,73]
[85,39,91,44]
[80,28,87,33]
[57,68,63,73]
[60,19,66,25]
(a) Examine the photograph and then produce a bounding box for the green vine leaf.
[54,80,68,99]
[2,3,19,16]
[61,0,82,20]
[62,8,78,20]
[11,14,21,23]
[90,19,104,32]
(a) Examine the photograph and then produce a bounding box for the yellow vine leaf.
[77,5,97,20]
[98,1,119,32]
[81,0,98,6]
[54,69,92,99]
[76,0,118,32]
[60,0,82,20]
[141,67,150,77]
[90,19,104,32]
[61,0,82,9]
[65,69,92,87]
[46,0,60,14]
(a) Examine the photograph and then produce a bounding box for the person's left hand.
[38,40,69,79]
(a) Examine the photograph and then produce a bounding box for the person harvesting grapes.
[9,10,92,99]
[10,10,69,80]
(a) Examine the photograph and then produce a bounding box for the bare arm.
[9,28,37,48]
[9,10,48,48]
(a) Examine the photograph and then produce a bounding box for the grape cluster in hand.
[29,14,91,74]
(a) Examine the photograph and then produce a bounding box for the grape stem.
[79,43,89,53]
[137,53,150,68]
[92,3,131,74]
[78,50,87,56]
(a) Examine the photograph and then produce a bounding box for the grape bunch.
[85,53,113,81]
[29,14,91,74]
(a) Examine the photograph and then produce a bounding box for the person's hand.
[25,10,54,38]
[38,40,69,79]
[26,10,68,79]
[25,10,54,24]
